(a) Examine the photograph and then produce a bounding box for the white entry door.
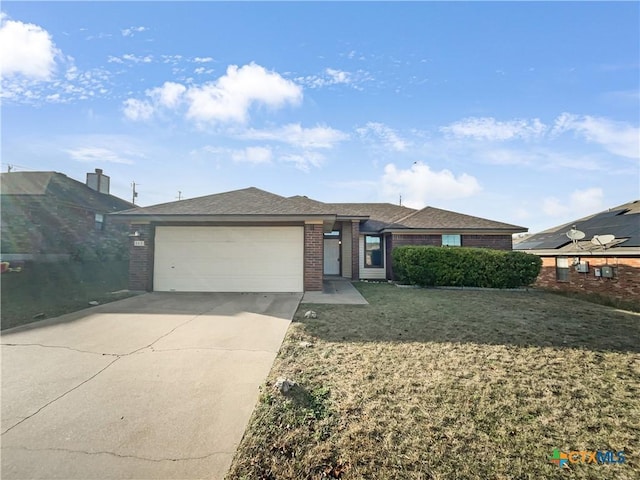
[323,238,340,275]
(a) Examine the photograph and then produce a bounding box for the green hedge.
[392,246,542,288]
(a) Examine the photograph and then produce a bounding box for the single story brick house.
[112,187,527,292]
[514,200,639,307]
[1,169,134,262]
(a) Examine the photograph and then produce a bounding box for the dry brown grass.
[227,283,640,480]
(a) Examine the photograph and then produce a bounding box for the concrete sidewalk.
[301,278,368,305]
[1,292,301,479]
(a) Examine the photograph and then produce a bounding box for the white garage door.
[154,226,304,292]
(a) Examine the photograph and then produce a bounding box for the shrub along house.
[113,187,526,292]
[514,200,640,307]
[0,169,134,263]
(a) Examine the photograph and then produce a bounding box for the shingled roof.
[117,187,334,216]
[328,203,417,223]
[1,171,133,212]
[515,200,639,253]
[393,206,526,231]
[114,186,526,233]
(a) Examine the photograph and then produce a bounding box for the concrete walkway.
[301,277,369,304]
[1,292,302,479]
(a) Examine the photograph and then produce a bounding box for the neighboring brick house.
[113,187,526,292]
[1,169,134,262]
[514,200,640,307]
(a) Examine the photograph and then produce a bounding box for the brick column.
[304,222,323,291]
[351,220,360,281]
[128,223,154,291]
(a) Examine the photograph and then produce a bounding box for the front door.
[323,238,340,275]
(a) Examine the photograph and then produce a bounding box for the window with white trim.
[556,257,569,282]
[442,234,461,247]
[95,213,105,231]
[364,235,383,268]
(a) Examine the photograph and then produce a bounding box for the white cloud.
[357,122,409,152]
[441,117,547,141]
[65,147,135,164]
[161,54,183,64]
[552,113,640,159]
[295,67,372,89]
[121,53,153,63]
[0,15,60,80]
[122,82,185,120]
[479,148,606,171]
[280,152,324,172]
[121,26,147,37]
[185,62,302,124]
[108,54,153,64]
[231,146,273,164]
[542,187,604,218]
[326,68,349,84]
[240,123,348,149]
[0,16,113,104]
[148,81,186,108]
[122,63,303,125]
[194,57,213,63]
[122,98,154,121]
[381,162,481,208]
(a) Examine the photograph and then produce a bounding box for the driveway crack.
[1,357,120,436]
[1,445,234,462]
[1,343,119,357]
[125,313,204,356]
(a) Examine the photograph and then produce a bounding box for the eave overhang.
[378,227,528,235]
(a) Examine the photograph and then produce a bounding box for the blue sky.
[2,1,638,233]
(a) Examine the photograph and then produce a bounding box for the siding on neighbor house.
[359,235,387,280]
[1,195,127,260]
[341,221,352,279]
[535,255,640,307]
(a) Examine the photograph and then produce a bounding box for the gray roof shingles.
[1,171,133,212]
[515,200,640,250]
[118,187,334,216]
[114,186,526,232]
[394,206,526,231]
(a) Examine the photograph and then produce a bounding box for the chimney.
[86,168,110,194]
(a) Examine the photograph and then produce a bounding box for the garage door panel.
[153,226,303,292]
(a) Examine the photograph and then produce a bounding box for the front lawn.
[228,283,640,479]
[1,260,133,330]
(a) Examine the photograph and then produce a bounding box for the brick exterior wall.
[535,256,640,308]
[1,195,128,259]
[392,234,442,248]
[385,233,514,280]
[304,223,323,291]
[385,233,393,279]
[128,224,154,291]
[462,234,512,250]
[351,221,360,280]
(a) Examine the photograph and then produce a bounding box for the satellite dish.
[566,228,585,240]
[591,234,616,248]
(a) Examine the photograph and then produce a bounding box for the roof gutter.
[107,213,338,224]
[518,248,640,256]
[379,227,528,234]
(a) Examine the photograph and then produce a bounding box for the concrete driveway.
[1,292,301,479]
